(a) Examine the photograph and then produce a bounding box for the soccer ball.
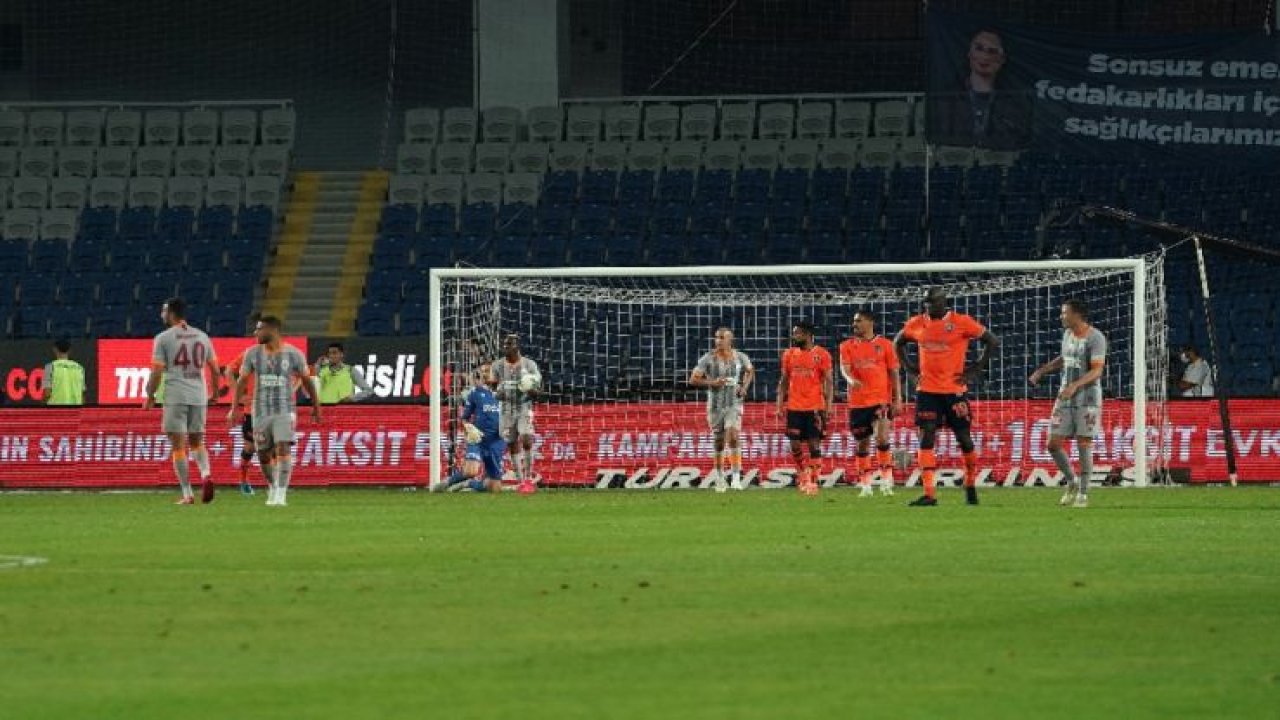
[517,373,542,392]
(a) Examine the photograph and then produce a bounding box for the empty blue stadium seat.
[656,170,694,203]
[120,207,157,241]
[619,170,655,202]
[543,171,579,204]
[460,202,496,237]
[492,236,529,266]
[88,306,129,337]
[536,202,573,235]
[580,170,618,204]
[497,203,536,236]
[19,276,58,306]
[399,303,428,335]
[381,204,419,235]
[29,240,68,274]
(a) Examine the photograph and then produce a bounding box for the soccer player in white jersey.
[230,315,322,507]
[689,327,755,490]
[492,334,541,493]
[1029,298,1107,508]
[144,297,221,505]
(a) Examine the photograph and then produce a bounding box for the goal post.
[429,257,1168,490]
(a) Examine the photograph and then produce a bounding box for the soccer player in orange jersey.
[839,310,903,497]
[776,321,834,496]
[894,288,999,506]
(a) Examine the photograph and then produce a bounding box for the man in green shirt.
[314,343,373,404]
[44,340,86,406]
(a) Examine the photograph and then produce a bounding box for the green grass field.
[1,487,1277,719]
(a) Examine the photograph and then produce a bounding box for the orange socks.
[918,448,937,497]
[963,451,978,488]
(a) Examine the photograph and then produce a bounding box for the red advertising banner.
[0,400,1277,489]
[96,337,309,405]
[0,405,429,488]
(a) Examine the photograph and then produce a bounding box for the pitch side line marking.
[0,555,48,570]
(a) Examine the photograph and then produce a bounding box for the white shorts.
[162,403,207,435]
[707,405,743,434]
[500,410,534,442]
[253,414,297,447]
[1051,403,1101,439]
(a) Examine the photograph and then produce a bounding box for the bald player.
[894,288,999,506]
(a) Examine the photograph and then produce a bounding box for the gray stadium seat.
[442,107,478,144]
[625,141,663,172]
[250,145,289,176]
[434,143,473,174]
[549,141,587,172]
[57,146,95,178]
[425,174,463,206]
[12,177,49,208]
[502,172,540,205]
[912,100,926,136]
[465,173,503,205]
[50,178,88,208]
[481,106,521,143]
[89,177,127,208]
[174,146,212,176]
[40,209,78,242]
[128,176,165,208]
[704,140,741,171]
[0,110,24,145]
[758,102,795,140]
[144,110,180,146]
[897,137,928,167]
[796,102,833,139]
[817,139,858,169]
[741,140,780,171]
[719,102,756,141]
[835,101,872,139]
[387,174,424,206]
[0,178,10,208]
[182,109,219,145]
[680,103,716,141]
[874,100,910,137]
[105,110,142,146]
[663,141,703,171]
[474,142,512,174]
[781,139,819,170]
[261,107,296,145]
[565,105,603,143]
[396,143,432,174]
[95,147,133,178]
[213,145,251,176]
[205,176,242,207]
[978,148,1020,167]
[0,148,14,177]
[589,141,626,172]
[404,107,440,144]
[65,110,104,146]
[859,138,898,168]
[935,145,975,168]
[244,175,282,210]
[510,142,550,173]
[4,208,39,241]
[525,106,562,143]
[19,147,56,177]
[167,176,205,208]
[642,104,679,142]
[604,104,641,142]
[221,108,258,145]
[27,110,64,145]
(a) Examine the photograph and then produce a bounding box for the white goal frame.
[429,259,1152,488]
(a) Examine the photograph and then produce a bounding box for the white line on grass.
[0,555,48,570]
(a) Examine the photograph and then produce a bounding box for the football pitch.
[1,487,1277,719]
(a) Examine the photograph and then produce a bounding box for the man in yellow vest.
[314,342,373,404]
[44,340,86,406]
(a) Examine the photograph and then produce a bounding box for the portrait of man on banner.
[928,27,1033,150]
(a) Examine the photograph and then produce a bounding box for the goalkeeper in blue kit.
[433,364,506,493]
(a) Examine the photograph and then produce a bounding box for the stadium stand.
[350,99,1280,395]
[0,103,289,339]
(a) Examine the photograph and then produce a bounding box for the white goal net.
[429,256,1169,489]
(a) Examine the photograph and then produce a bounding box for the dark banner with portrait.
[926,9,1280,163]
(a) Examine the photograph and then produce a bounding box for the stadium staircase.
[262,170,386,335]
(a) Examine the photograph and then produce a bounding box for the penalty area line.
[0,555,49,570]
